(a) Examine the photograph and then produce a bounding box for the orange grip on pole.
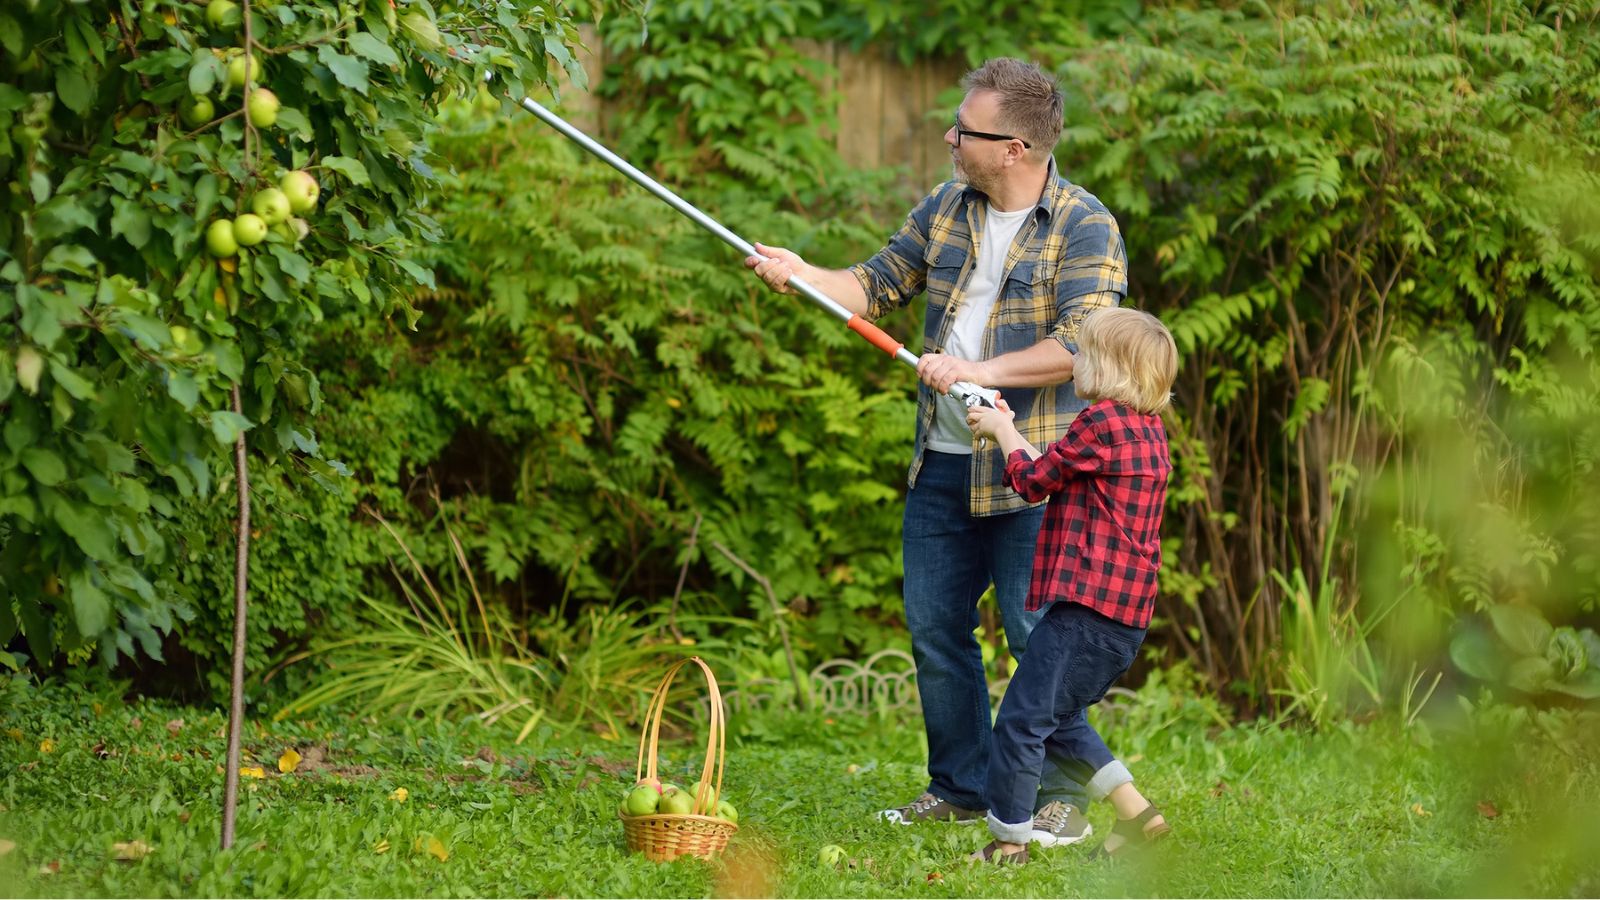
[847,316,904,357]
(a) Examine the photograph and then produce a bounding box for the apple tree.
[0,0,595,670]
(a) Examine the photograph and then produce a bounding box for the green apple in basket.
[688,781,718,808]
[715,800,739,825]
[623,784,662,817]
[658,788,697,816]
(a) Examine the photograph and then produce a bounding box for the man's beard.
[952,154,1001,195]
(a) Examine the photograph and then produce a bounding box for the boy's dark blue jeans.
[984,600,1145,842]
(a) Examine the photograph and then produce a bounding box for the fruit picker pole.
[516,97,1000,411]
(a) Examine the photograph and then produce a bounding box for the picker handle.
[516,96,998,410]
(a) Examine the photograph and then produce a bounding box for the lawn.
[2,672,1597,898]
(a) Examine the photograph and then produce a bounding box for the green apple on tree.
[232,214,267,246]
[206,219,238,257]
[251,188,291,226]
[227,54,260,90]
[279,170,320,214]
[14,346,44,395]
[247,89,280,128]
[180,95,214,127]
[206,0,241,32]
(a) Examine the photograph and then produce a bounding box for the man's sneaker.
[877,792,986,825]
[1030,800,1093,847]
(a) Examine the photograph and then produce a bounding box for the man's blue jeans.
[902,450,1090,812]
[985,601,1144,839]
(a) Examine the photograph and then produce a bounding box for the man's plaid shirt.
[1003,399,1170,629]
[849,160,1128,516]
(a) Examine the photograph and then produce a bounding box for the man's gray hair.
[961,58,1064,158]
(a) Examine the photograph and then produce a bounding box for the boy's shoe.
[877,792,986,825]
[1029,800,1093,847]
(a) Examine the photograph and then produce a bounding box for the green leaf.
[111,197,153,249]
[321,155,371,186]
[21,448,68,486]
[0,14,23,58]
[188,53,224,96]
[348,31,401,67]
[1489,604,1552,657]
[41,244,98,276]
[53,498,118,559]
[69,571,111,638]
[166,372,198,410]
[56,67,93,115]
[318,45,371,94]
[209,410,254,448]
[47,361,96,400]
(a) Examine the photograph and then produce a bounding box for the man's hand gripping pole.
[514,95,999,408]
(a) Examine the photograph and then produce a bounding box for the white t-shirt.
[926,203,1034,454]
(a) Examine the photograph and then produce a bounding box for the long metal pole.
[516,97,997,409]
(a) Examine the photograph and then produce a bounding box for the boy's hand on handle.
[966,394,1015,441]
[745,242,805,295]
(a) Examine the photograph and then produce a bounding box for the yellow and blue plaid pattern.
[850,161,1128,516]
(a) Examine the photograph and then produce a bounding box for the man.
[746,58,1127,847]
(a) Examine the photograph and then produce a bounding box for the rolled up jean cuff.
[1087,760,1134,801]
[986,811,1034,844]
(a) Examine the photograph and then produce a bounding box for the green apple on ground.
[715,800,738,824]
[819,844,847,866]
[623,784,661,817]
[251,188,291,225]
[232,214,267,246]
[247,89,280,128]
[279,170,320,213]
[180,96,214,127]
[206,219,238,257]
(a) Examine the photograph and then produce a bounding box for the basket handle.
[635,655,726,816]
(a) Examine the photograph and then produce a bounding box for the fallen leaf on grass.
[128,717,142,731]
[413,835,449,862]
[240,766,266,779]
[0,839,15,856]
[179,810,191,824]
[390,787,408,802]
[279,748,302,773]
[1210,780,1228,797]
[1411,803,1431,817]
[5,728,22,743]
[166,719,184,737]
[1477,801,1500,818]
[926,871,943,884]
[373,839,390,855]
[112,840,152,861]
[39,738,56,754]
[38,860,60,876]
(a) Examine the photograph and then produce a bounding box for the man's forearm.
[979,339,1076,388]
[795,265,871,317]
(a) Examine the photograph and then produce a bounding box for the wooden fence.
[554,27,968,201]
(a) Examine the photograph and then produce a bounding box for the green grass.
[2,674,1597,898]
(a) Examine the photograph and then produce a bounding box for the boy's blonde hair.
[1076,308,1178,415]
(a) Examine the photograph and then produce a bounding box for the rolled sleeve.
[1050,208,1128,352]
[1003,410,1108,502]
[850,184,957,321]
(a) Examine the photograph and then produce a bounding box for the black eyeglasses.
[954,120,1031,149]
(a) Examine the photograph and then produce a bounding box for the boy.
[964,307,1179,864]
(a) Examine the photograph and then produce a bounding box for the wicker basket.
[619,656,738,862]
